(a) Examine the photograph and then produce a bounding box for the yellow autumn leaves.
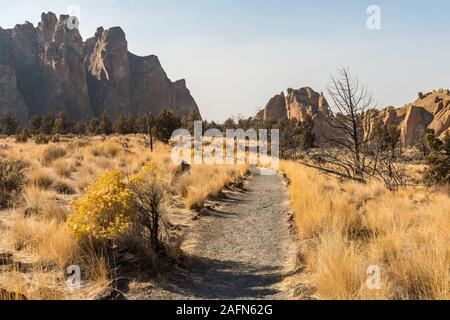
[67,162,163,242]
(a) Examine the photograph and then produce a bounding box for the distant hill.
[258,87,450,146]
[0,12,201,125]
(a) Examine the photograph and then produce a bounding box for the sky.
[1,0,449,121]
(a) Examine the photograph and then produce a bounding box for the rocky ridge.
[260,87,450,146]
[0,12,201,125]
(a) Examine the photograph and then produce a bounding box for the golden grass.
[22,186,57,214]
[85,141,121,158]
[0,135,248,299]
[177,164,248,209]
[281,161,450,300]
[29,169,54,190]
[52,158,76,178]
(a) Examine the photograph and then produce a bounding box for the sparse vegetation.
[422,131,450,185]
[282,161,449,300]
[0,135,246,299]
[41,146,67,166]
[177,164,248,209]
[0,159,25,209]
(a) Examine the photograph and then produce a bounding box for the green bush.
[34,134,51,145]
[0,159,25,209]
[424,153,450,185]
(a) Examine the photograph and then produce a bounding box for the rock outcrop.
[263,87,329,123]
[363,89,450,146]
[0,12,200,125]
[261,87,450,146]
[0,65,28,124]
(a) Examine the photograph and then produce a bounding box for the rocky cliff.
[261,87,450,146]
[263,87,330,123]
[0,12,200,125]
[363,89,450,146]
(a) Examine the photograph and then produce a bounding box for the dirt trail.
[131,169,295,300]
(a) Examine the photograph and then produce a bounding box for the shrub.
[22,185,56,216]
[15,129,29,143]
[0,159,25,209]
[0,112,19,135]
[423,153,450,185]
[67,171,134,243]
[156,110,182,143]
[52,158,75,178]
[87,142,121,158]
[30,170,54,190]
[423,132,450,185]
[41,146,66,166]
[129,162,166,251]
[53,180,75,195]
[34,134,51,145]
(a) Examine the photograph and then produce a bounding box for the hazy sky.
[1,0,449,121]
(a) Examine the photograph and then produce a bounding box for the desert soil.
[129,168,296,300]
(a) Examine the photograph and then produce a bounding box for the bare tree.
[145,113,156,152]
[131,181,166,252]
[307,68,406,188]
[314,68,377,182]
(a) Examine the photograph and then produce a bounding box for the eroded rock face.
[0,12,200,125]
[262,86,449,146]
[0,65,28,124]
[263,87,329,123]
[264,92,287,121]
[364,90,450,146]
[0,13,93,124]
[84,27,130,118]
[128,54,199,117]
[285,87,329,121]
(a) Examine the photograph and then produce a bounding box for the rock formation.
[0,65,28,124]
[263,87,329,123]
[0,12,201,125]
[261,87,450,146]
[363,89,450,146]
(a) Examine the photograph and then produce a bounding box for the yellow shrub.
[67,171,134,242]
[129,161,165,185]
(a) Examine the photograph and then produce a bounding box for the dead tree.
[131,181,165,252]
[316,68,377,182]
[145,113,156,152]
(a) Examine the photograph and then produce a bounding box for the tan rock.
[262,86,329,123]
[260,86,449,147]
[263,92,287,121]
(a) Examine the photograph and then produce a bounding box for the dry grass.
[177,164,248,209]
[29,169,54,190]
[85,141,121,158]
[52,158,76,178]
[0,135,247,299]
[41,146,67,166]
[282,161,450,300]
